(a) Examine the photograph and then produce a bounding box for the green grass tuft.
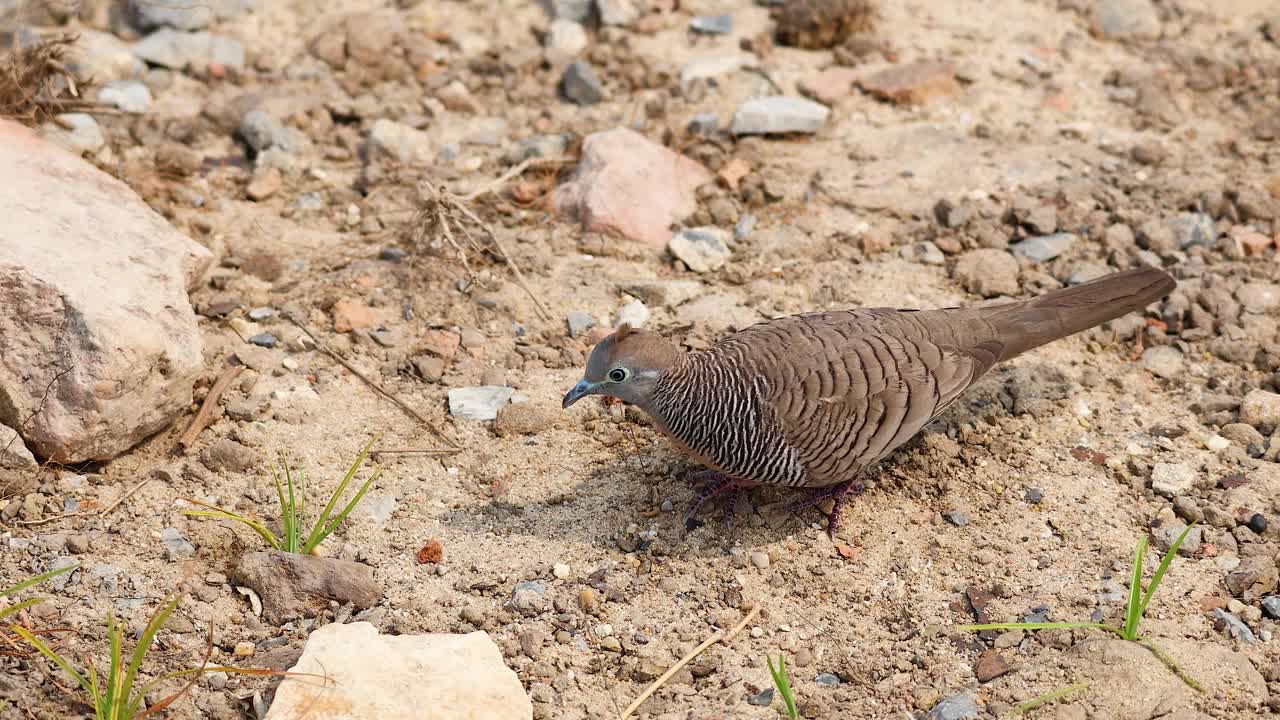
[183,436,384,554]
[0,563,79,623]
[958,524,1201,692]
[766,654,799,719]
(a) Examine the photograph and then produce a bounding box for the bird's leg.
[683,471,756,530]
[782,480,864,537]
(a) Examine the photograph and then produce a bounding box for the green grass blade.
[302,436,378,551]
[10,624,92,696]
[86,657,103,720]
[181,502,281,550]
[121,597,180,718]
[0,597,45,622]
[1011,683,1088,715]
[1123,534,1149,641]
[1137,523,1194,623]
[957,622,1122,636]
[304,466,382,553]
[271,460,296,554]
[0,563,79,599]
[108,613,123,719]
[285,454,303,553]
[767,655,799,720]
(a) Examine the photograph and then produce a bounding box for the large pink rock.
[0,120,212,463]
[555,127,712,248]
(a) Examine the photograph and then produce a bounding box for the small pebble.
[248,332,278,348]
[1247,513,1267,534]
[815,672,840,687]
[943,510,970,527]
[750,551,770,570]
[247,307,274,321]
[1261,596,1280,620]
[747,688,774,706]
[1024,488,1044,504]
[379,247,408,262]
[233,641,256,657]
[690,14,733,34]
[553,563,571,579]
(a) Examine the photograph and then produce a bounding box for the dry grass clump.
[0,33,97,127]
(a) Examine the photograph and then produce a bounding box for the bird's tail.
[986,266,1176,362]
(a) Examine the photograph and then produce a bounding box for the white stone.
[616,298,650,328]
[0,120,211,463]
[1150,462,1196,498]
[545,19,588,66]
[669,227,731,273]
[266,622,531,720]
[448,386,516,421]
[368,119,434,166]
[98,81,153,114]
[552,563,570,579]
[750,551,770,570]
[1140,345,1183,379]
[596,0,640,25]
[730,96,830,136]
[39,114,105,156]
[1011,232,1076,262]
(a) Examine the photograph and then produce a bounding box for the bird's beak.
[562,379,595,409]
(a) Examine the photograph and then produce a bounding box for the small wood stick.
[178,364,243,449]
[620,604,762,719]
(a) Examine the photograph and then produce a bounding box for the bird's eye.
[608,367,629,382]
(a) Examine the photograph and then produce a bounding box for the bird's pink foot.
[683,472,756,531]
[782,480,864,537]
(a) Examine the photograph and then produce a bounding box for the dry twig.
[178,363,243,450]
[620,604,762,719]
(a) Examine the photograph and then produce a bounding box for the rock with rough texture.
[927,693,979,720]
[669,227,731,273]
[730,96,830,136]
[0,120,210,463]
[1150,462,1195,497]
[798,66,860,105]
[545,19,587,66]
[1237,282,1280,314]
[1213,608,1256,643]
[0,424,35,470]
[1168,212,1215,248]
[132,29,245,73]
[266,622,532,720]
[1140,345,1183,379]
[619,279,703,308]
[1241,389,1280,431]
[596,0,639,26]
[232,551,381,625]
[1012,232,1076,262]
[555,128,713,248]
[367,119,433,165]
[859,61,958,105]
[953,249,1019,298]
[1090,0,1160,40]
[449,387,516,421]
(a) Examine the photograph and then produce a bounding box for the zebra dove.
[562,266,1175,534]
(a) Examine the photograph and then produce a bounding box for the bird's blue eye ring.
[608,367,629,382]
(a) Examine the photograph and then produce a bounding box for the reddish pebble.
[416,539,444,564]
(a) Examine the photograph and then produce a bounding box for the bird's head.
[562,324,683,409]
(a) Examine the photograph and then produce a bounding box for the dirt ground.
[2,0,1279,718]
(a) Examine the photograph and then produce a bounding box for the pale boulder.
[0,120,211,462]
[266,622,532,720]
[555,128,712,248]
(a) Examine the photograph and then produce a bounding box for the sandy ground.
[2,0,1279,718]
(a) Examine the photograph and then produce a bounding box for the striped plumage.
[563,266,1176,531]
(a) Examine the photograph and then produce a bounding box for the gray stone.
[1151,523,1201,556]
[1240,389,1280,431]
[566,311,596,337]
[669,227,731,273]
[161,527,195,559]
[98,81,152,114]
[902,241,945,265]
[507,580,548,616]
[239,110,306,154]
[133,29,245,73]
[448,387,516,421]
[0,120,211,463]
[539,0,593,22]
[1140,345,1183,379]
[747,688,774,706]
[1262,596,1280,620]
[943,511,970,527]
[690,14,733,34]
[1236,282,1280,314]
[1012,232,1076,262]
[368,119,433,165]
[616,299,650,328]
[689,113,720,135]
[1212,608,1255,644]
[1150,462,1196,497]
[67,30,145,84]
[680,53,756,86]
[129,0,253,31]
[928,693,979,720]
[561,61,605,105]
[248,332,278,348]
[1091,0,1160,40]
[1169,212,1215,248]
[731,96,830,136]
[247,307,274,321]
[504,134,571,165]
[39,113,105,156]
[814,672,840,686]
